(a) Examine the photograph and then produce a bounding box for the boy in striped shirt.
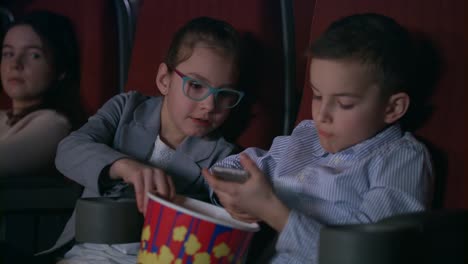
[204,13,433,264]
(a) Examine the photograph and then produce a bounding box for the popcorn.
[138,194,259,263]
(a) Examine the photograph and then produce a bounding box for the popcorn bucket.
[137,193,259,264]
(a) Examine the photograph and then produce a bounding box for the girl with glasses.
[46,16,245,263]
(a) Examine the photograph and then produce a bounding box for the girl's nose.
[200,93,216,111]
[10,54,24,70]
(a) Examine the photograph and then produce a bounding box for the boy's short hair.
[309,13,414,98]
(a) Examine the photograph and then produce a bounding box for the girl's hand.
[203,153,290,231]
[109,158,176,215]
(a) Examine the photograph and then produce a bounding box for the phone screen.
[211,167,249,183]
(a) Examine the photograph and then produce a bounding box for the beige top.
[0,109,71,176]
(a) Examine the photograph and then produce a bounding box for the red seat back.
[296,0,467,209]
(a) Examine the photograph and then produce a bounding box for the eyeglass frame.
[172,68,244,109]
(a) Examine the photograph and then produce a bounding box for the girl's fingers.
[154,172,170,198]
[142,170,155,215]
[143,196,148,216]
[132,176,144,213]
[167,176,176,201]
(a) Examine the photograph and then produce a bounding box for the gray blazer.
[46,91,236,253]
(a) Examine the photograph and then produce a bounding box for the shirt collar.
[335,124,403,160]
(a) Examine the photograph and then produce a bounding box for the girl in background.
[0,11,84,176]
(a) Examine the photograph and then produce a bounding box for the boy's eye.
[338,102,355,110]
[312,94,322,100]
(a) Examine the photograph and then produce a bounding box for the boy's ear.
[384,92,410,124]
[155,63,170,95]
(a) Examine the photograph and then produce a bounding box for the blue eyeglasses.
[173,68,244,109]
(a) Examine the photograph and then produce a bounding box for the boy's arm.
[204,153,290,227]
[204,153,318,263]
[273,139,433,263]
[353,140,433,219]
[207,146,271,204]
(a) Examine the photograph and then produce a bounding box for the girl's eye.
[30,52,42,59]
[1,50,13,58]
[188,80,204,90]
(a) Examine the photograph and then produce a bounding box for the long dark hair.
[3,10,85,129]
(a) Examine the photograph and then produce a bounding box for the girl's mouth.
[8,77,25,84]
[191,117,211,127]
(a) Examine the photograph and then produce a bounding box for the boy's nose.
[316,103,333,123]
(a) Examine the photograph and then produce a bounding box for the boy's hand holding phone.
[211,166,250,183]
[203,153,290,231]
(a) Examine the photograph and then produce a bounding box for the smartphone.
[211,167,250,183]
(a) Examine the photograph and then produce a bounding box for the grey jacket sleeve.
[55,92,134,194]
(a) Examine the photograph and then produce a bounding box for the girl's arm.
[55,93,131,193]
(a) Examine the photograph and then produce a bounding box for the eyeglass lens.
[184,78,240,108]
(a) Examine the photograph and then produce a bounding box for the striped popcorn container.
[137,193,259,264]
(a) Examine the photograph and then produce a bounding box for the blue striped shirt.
[213,120,433,263]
